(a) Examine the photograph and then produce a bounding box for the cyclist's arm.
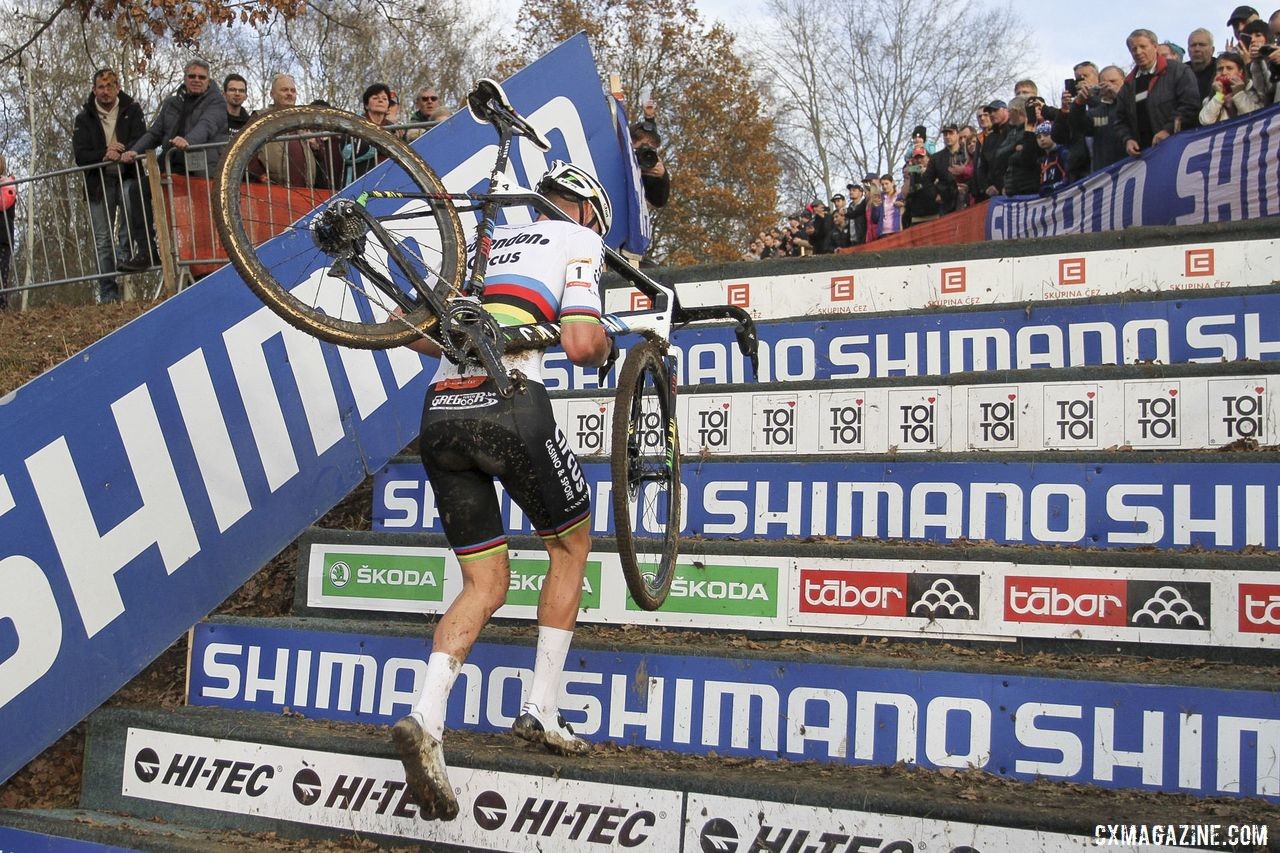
[559,237,610,367]
[562,322,609,366]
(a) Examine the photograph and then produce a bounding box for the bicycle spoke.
[612,341,681,611]
[216,107,465,349]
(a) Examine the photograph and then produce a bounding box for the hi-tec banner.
[986,106,1280,240]
[186,621,1280,802]
[374,459,1280,552]
[120,727,1104,851]
[0,36,635,785]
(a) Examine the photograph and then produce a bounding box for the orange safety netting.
[167,175,332,279]
[843,200,989,254]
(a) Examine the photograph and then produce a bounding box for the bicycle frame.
[342,79,759,391]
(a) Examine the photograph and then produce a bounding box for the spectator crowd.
[12,64,455,306]
[747,5,1280,259]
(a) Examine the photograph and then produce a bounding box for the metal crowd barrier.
[161,120,436,290]
[0,118,436,308]
[0,158,165,308]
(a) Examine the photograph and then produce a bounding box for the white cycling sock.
[525,626,574,715]
[411,651,461,741]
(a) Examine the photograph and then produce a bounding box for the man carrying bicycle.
[392,161,614,821]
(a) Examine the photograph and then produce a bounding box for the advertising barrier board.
[122,727,682,851]
[552,372,1278,456]
[121,727,1108,851]
[0,36,638,784]
[307,542,786,630]
[374,459,1280,552]
[985,107,1280,240]
[560,288,1280,391]
[301,538,1280,650]
[685,792,1098,853]
[601,237,1279,321]
[186,620,1280,802]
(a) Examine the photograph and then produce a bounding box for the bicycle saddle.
[466,78,551,151]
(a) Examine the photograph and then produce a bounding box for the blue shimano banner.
[547,289,1280,390]
[0,827,136,853]
[187,621,1280,802]
[986,106,1280,239]
[375,459,1280,551]
[0,36,632,785]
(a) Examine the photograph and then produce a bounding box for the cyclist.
[392,161,614,820]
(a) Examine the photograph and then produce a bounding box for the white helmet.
[537,160,612,232]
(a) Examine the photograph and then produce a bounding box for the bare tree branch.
[0,0,74,67]
[756,0,1032,203]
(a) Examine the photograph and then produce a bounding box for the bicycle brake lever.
[597,335,620,385]
[734,320,760,381]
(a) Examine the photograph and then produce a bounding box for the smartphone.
[1064,77,1077,93]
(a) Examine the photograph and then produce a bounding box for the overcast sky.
[696,0,1245,100]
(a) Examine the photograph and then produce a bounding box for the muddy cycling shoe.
[391,715,459,820]
[512,703,590,755]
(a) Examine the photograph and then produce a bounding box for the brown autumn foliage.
[505,0,781,266]
[3,0,304,67]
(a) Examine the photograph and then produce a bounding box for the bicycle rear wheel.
[611,340,681,611]
[214,106,465,349]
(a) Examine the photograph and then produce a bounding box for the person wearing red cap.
[902,146,941,226]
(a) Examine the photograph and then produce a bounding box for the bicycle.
[213,79,758,610]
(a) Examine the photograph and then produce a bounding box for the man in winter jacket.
[976,100,1009,198]
[1113,29,1200,156]
[997,98,1041,196]
[1071,66,1129,175]
[122,59,229,177]
[72,68,150,300]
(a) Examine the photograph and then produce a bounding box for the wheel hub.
[310,200,367,256]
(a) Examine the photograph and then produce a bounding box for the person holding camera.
[995,97,1041,196]
[1056,62,1100,175]
[1239,20,1280,103]
[629,117,669,209]
[1114,28,1201,157]
[1066,65,1128,174]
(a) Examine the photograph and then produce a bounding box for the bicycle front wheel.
[215,106,465,349]
[611,339,681,611]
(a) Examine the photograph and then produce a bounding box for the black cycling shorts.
[419,376,591,561]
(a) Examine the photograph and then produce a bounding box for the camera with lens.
[635,145,659,170]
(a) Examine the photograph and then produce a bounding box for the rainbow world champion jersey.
[430,219,605,386]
